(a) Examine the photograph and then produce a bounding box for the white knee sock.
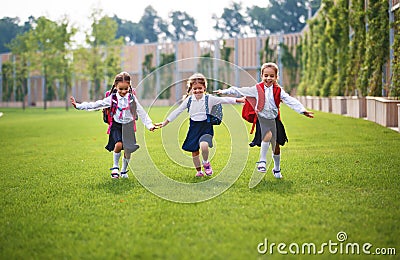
[121,158,130,172]
[273,154,281,171]
[259,141,270,162]
[113,152,121,168]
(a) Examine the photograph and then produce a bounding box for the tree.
[8,16,75,109]
[213,2,248,39]
[157,53,175,99]
[113,16,145,44]
[391,10,400,98]
[139,5,170,43]
[84,9,124,99]
[346,0,366,96]
[1,61,13,101]
[359,0,389,96]
[140,53,156,99]
[246,5,274,36]
[0,17,32,54]
[169,11,197,41]
[247,0,321,35]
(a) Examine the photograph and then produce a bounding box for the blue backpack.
[187,94,223,125]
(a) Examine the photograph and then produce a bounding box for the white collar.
[117,93,129,100]
[191,94,205,101]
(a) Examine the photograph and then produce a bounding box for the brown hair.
[110,71,132,93]
[185,73,207,97]
[260,62,279,78]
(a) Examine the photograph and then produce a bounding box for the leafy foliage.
[169,11,198,41]
[299,0,391,97]
[7,16,76,108]
[391,9,400,98]
[0,16,32,53]
[346,0,366,96]
[84,9,123,99]
[213,2,248,38]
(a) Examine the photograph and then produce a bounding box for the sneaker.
[257,161,266,172]
[272,169,283,179]
[203,162,213,176]
[120,170,129,178]
[195,171,205,177]
[110,167,119,179]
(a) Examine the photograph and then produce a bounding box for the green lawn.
[0,105,399,259]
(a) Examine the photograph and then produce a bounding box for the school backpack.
[187,94,223,125]
[242,82,281,134]
[102,90,113,124]
[102,89,137,134]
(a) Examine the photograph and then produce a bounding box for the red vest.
[241,82,281,134]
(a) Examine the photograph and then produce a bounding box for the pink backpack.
[102,89,137,134]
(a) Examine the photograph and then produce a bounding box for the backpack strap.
[205,94,211,123]
[128,93,137,132]
[246,82,265,134]
[186,96,192,112]
[106,94,119,134]
[255,82,265,112]
[272,83,282,120]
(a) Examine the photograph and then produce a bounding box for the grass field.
[0,104,399,259]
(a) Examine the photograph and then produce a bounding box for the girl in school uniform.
[71,72,156,179]
[216,62,314,179]
[158,73,242,177]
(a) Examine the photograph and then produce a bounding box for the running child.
[157,73,243,177]
[70,71,156,179]
[215,62,314,179]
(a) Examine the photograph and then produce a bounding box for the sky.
[0,0,269,42]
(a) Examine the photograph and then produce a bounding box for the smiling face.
[112,72,131,97]
[192,82,206,99]
[187,73,208,100]
[116,81,130,97]
[261,67,278,86]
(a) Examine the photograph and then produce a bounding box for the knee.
[200,141,209,150]
[114,142,123,152]
[274,144,280,155]
[263,131,272,142]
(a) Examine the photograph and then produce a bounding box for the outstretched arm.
[70,96,77,108]
[280,89,314,118]
[214,86,257,98]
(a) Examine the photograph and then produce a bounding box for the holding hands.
[154,120,169,129]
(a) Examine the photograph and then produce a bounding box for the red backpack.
[241,82,281,134]
[102,88,137,134]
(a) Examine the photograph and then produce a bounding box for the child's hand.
[236,97,246,103]
[156,121,169,128]
[154,122,165,128]
[70,96,77,108]
[213,90,224,95]
[303,111,314,118]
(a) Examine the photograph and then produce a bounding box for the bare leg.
[192,151,201,172]
[200,141,209,162]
